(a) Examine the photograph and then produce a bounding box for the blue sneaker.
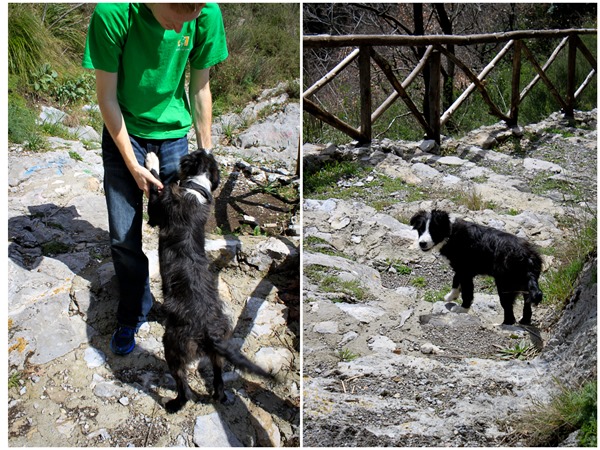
[110,326,136,355]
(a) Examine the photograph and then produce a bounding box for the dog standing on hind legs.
[145,149,272,413]
[410,209,544,326]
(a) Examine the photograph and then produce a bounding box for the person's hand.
[130,164,164,198]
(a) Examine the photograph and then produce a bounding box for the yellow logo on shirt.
[177,36,190,49]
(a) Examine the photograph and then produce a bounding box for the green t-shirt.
[82,3,228,139]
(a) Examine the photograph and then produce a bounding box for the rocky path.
[302,110,597,446]
[8,85,300,446]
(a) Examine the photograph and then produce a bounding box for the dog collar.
[180,179,213,204]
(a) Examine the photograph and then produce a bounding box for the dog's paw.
[145,151,160,173]
[444,288,461,302]
[449,305,469,314]
[164,397,186,414]
[213,390,235,405]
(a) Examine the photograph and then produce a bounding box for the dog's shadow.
[209,170,300,442]
[420,300,545,351]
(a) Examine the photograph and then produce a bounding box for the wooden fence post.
[358,46,372,143]
[509,40,522,126]
[565,33,577,119]
[427,50,441,147]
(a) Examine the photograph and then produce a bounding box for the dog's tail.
[527,271,543,304]
[211,338,273,380]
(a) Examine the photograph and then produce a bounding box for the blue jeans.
[102,127,188,328]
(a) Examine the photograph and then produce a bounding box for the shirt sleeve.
[82,3,130,72]
[189,3,229,70]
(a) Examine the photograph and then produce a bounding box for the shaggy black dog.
[410,209,543,325]
[146,149,271,413]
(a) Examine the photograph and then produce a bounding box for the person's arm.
[189,67,212,150]
[95,69,163,197]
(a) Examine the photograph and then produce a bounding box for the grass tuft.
[516,381,597,447]
[541,216,596,306]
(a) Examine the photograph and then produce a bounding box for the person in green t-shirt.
[82,3,228,355]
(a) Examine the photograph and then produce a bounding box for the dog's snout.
[419,241,428,249]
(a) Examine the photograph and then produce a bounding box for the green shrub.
[519,381,597,446]
[212,3,300,115]
[542,216,596,306]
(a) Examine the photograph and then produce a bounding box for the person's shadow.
[8,202,119,349]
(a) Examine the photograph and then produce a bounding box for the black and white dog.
[146,149,271,413]
[410,209,543,325]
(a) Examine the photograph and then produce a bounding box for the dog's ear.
[207,152,220,192]
[410,211,427,230]
[179,153,197,178]
[431,210,451,234]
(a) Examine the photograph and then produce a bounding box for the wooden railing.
[303,29,597,146]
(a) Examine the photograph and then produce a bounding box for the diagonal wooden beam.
[518,36,569,105]
[303,97,366,142]
[304,48,360,99]
[575,69,597,100]
[372,45,434,124]
[441,40,514,126]
[370,48,434,137]
[521,41,568,111]
[575,34,598,69]
[436,45,510,123]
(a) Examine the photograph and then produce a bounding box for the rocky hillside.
[303,110,597,446]
[8,84,300,446]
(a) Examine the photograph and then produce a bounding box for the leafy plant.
[41,241,71,256]
[51,72,96,106]
[252,226,267,237]
[8,372,21,389]
[69,151,83,162]
[423,287,454,303]
[305,265,367,302]
[8,95,42,147]
[410,276,427,288]
[31,63,58,94]
[338,348,359,362]
[386,260,412,275]
[496,340,539,360]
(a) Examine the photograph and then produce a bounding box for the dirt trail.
[302,110,597,446]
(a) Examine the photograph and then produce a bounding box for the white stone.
[38,106,68,125]
[420,343,443,355]
[313,321,338,334]
[245,297,288,337]
[368,335,397,353]
[330,216,351,230]
[84,347,106,368]
[253,347,293,374]
[339,331,358,347]
[419,140,437,152]
[523,158,563,173]
[412,162,440,179]
[336,303,386,323]
[437,156,467,166]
